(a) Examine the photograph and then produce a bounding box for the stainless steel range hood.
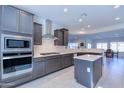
[42,19,58,40]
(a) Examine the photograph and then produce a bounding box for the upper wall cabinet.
[33,22,42,45]
[63,30,68,46]
[0,5,33,34]
[19,11,33,34]
[0,6,19,32]
[54,28,68,46]
[54,29,63,45]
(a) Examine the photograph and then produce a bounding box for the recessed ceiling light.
[78,18,82,22]
[79,31,86,34]
[64,8,68,12]
[115,17,120,20]
[113,5,120,9]
[87,25,91,28]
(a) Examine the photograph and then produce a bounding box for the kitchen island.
[74,54,103,88]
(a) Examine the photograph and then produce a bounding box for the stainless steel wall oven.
[0,34,33,80]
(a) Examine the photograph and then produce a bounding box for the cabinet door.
[93,58,102,87]
[19,11,33,34]
[33,23,42,45]
[45,57,62,74]
[33,61,45,79]
[63,31,68,46]
[54,30,63,45]
[62,54,73,68]
[0,6,2,27]
[1,6,19,32]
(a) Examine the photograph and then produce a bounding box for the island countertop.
[74,54,102,62]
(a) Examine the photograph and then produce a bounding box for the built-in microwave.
[1,34,32,52]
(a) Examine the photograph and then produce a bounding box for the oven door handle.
[3,55,32,60]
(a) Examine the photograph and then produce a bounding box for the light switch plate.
[87,67,90,72]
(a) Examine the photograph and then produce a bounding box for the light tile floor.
[18,58,124,88]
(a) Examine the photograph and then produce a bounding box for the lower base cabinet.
[45,57,62,74]
[32,60,45,79]
[61,54,74,68]
[32,54,73,80]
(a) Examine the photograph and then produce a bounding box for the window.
[87,43,91,49]
[96,43,107,50]
[102,43,107,50]
[110,42,124,52]
[110,42,118,52]
[97,43,102,49]
[68,43,79,49]
[118,42,124,52]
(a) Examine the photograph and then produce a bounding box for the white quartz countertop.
[74,54,102,62]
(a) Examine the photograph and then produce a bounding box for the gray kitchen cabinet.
[0,6,19,32]
[61,54,73,68]
[19,10,33,34]
[0,5,33,34]
[63,30,68,46]
[32,60,45,79]
[33,23,42,45]
[54,29,63,45]
[54,28,68,46]
[45,56,62,74]
[93,58,102,86]
[74,55,102,88]
[0,6,1,22]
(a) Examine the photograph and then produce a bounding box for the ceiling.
[69,29,124,42]
[14,5,124,35]
[69,28,124,41]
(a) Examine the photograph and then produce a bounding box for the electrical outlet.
[87,67,90,72]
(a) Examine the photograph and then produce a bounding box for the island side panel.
[93,57,103,87]
[74,59,93,88]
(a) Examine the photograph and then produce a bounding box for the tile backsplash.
[34,38,59,55]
